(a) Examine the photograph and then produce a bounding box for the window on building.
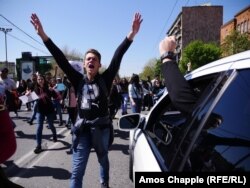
[241,22,244,33]
[247,19,250,33]
[237,24,241,32]
[243,20,247,33]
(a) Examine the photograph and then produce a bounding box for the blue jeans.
[36,112,57,147]
[131,98,142,113]
[121,93,129,113]
[70,127,110,188]
[30,101,38,122]
[52,100,63,123]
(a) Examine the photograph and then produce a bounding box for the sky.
[0,0,249,77]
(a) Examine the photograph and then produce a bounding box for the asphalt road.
[3,105,135,188]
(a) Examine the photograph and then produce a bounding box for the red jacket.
[0,109,16,164]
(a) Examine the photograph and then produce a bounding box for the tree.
[140,58,157,80]
[179,40,221,74]
[61,46,83,61]
[154,59,162,79]
[221,30,250,57]
[48,46,83,78]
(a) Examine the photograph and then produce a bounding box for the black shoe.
[101,182,109,188]
[66,124,71,129]
[27,120,33,125]
[53,136,57,142]
[34,146,43,154]
[66,149,73,154]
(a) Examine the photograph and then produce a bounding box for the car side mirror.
[118,113,141,131]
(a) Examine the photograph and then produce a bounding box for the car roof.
[185,50,250,80]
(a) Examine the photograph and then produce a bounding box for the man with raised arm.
[31,12,142,188]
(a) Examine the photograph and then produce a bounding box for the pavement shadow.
[15,130,66,141]
[109,143,129,155]
[44,139,71,151]
[3,161,71,180]
[113,129,129,140]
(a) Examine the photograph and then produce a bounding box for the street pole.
[0,27,12,67]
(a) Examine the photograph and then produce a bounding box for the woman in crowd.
[32,74,58,154]
[128,74,143,113]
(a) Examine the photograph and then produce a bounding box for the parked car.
[118,50,250,182]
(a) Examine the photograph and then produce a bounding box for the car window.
[188,69,250,171]
[145,72,221,169]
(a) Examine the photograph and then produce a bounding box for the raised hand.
[127,12,143,41]
[132,13,143,35]
[30,13,48,41]
[159,36,176,56]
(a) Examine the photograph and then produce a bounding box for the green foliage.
[140,58,157,80]
[179,40,221,74]
[154,59,162,78]
[140,66,154,80]
[221,30,250,57]
[62,46,83,61]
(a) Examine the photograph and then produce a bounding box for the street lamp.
[0,27,12,65]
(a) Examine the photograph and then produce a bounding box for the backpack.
[76,75,114,147]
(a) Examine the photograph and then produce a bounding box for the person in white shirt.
[0,68,16,91]
[0,68,19,117]
[128,74,143,113]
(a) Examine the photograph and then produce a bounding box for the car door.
[130,96,176,174]
[174,69,250,172]
[133,71,222,172]
[132,128,163,172]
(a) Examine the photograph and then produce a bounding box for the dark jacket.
[44,37,132,119]
[161,61,198,115]
[34,86,58,114]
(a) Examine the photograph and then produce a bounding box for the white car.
[119,50,250,182]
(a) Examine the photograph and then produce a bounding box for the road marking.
[10,128,71,182]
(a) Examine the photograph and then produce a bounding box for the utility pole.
[0,27,12,67]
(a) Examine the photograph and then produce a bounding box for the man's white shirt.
[0,77,16,91]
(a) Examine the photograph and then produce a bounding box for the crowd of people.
[0,64,166,154]
[108,74,165,118]
[0,11,197,188]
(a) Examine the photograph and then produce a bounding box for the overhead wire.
[0,14,50,56]
[0,14,44,47]
[158,0,179,37]
[8,33,49,55]
[151,0,180,55]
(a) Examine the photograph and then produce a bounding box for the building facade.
[221,5,250,43]
[16,52,53,81]
[167,5,223,61]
